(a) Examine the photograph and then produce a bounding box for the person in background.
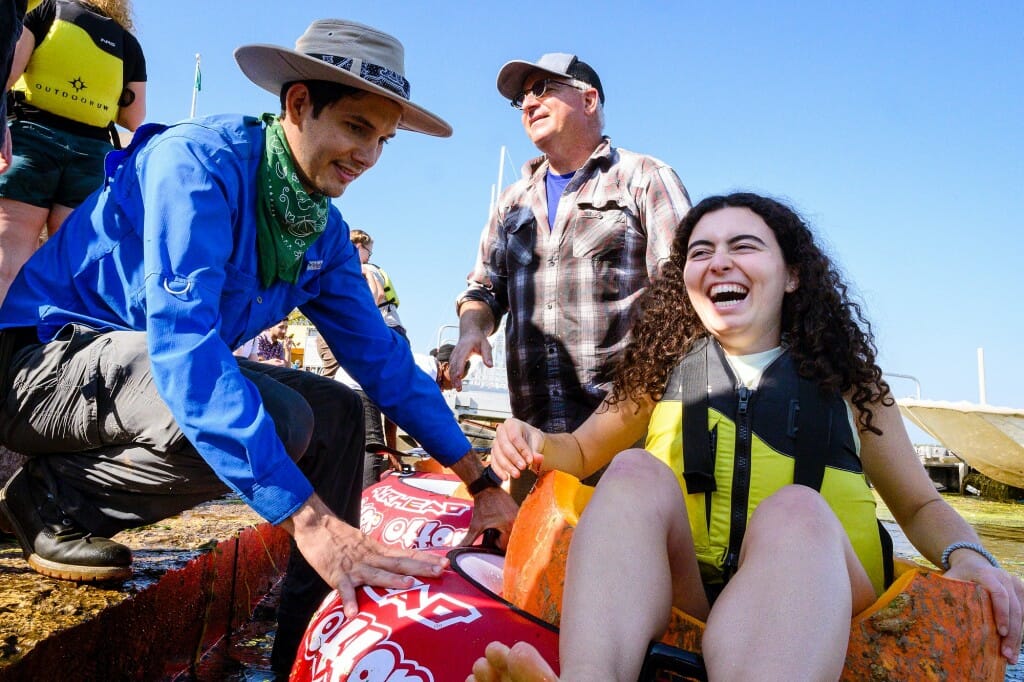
[232,336,257,361]
[350,228,406,338]
[336,343,466,489]
[415,343,465,392]
[0,0,41,175]
[451,52,691,501]
[469,193,1024,681]
[0,19,517,675]
[255,318,293,367]
[0,0,146,304]
[321,227,407,449]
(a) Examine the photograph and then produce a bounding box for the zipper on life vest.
[704,425,717,530]
[724,385,753,581]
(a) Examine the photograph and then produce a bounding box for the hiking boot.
[0,466,132,582]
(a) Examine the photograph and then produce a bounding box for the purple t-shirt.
[545,169,575,230]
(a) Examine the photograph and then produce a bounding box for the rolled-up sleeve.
[456,208,508,325]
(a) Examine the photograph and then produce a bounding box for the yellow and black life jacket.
[645,337,893,595]
[12,1,124,128]
[369,263,400,308]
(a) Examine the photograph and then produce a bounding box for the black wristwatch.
[467,465,503,496]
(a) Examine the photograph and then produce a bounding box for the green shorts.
[0,119,112,209]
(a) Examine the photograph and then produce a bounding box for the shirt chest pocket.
[501,207,537,268]
[571,208,628,261]
[571,208,635,300]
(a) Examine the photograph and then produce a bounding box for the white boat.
[897,398,1024,490]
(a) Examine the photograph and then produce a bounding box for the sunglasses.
[511,78,588,109]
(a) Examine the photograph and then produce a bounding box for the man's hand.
[451,302,496,390]
[449,449,519,549]
[281,493,448,618]
[462,486,520,550]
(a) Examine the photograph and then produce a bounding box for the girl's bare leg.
[468,450,708,682]
[702,485,876,681]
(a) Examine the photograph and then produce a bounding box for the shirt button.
[256,296,263,304]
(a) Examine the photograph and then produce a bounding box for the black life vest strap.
[681,338,716,493]
[876,520,895,587]
[792,377,830,491]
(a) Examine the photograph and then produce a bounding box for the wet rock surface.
[0,496,265,670]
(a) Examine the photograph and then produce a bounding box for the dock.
[917,443,969,494]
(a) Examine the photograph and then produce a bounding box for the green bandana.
[255,113,330,288]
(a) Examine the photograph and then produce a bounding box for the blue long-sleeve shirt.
[0,114,471,523]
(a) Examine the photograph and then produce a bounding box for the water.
[877,493,1024,681]
[177,580,281,681]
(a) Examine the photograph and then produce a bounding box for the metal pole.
[977,347,987,405]
[886,372,922,400]
[496,145,506,198]
[190,54,201,118]
[489,145,506,219]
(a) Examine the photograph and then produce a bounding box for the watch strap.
[467,465,502,495]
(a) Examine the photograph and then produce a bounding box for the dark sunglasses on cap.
[511,78,589,109]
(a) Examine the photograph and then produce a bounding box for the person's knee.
[600,449,681,504]
[278,398,314,461]
[747,485,843,546]
[605,448,674,482]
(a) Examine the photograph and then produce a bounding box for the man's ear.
[583,89,600,115]
[283,82,311,124]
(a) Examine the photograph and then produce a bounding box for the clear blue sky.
[131,1,1022,412]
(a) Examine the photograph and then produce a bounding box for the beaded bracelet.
[940,541,1001,570]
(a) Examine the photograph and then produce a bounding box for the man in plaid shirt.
[452,53,691,500]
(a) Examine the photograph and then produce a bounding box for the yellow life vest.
[13,1,123,127]
[645,338,891,595]
[369,263,400,308]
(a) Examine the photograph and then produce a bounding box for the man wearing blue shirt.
[0,19,517,672]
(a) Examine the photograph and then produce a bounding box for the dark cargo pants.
[0,325,365,670]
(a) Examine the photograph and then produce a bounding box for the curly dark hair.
[610,192,892,434]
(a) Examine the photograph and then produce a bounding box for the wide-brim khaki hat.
[235,19,451,137]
